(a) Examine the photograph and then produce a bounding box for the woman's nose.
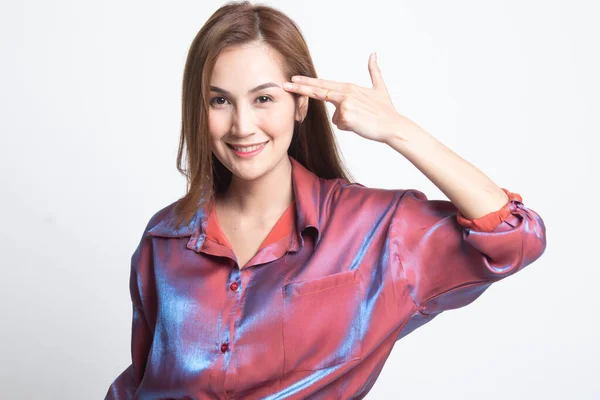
[231,104,256,137]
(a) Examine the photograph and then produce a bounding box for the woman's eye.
[257,95,272,103]
[211,96,227,106]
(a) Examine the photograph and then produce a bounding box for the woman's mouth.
[226,141,269,158]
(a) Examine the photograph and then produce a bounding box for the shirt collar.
[147,155,323,242]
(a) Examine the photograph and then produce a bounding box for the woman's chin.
[229,163,269,183]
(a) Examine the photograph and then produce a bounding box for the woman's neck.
[219,155,294,218]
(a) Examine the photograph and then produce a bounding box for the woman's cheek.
[263,109,293,133]
[207,118,226,140]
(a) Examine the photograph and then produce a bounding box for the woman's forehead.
[211,43,287,84]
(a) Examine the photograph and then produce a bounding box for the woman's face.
[208,42,306,183]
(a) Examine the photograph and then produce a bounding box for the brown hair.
[173,0,354,229]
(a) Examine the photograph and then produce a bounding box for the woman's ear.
[295,94,309,122]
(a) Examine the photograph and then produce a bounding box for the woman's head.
[174,0,353,227]
[207,41,301,184]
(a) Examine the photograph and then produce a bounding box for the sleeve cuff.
[456,188,523,232]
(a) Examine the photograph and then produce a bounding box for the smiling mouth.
[226,141,269,152]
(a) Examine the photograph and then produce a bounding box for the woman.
[105,1,547,399]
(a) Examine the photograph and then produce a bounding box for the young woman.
[105,2,547,399]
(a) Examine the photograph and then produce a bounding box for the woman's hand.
[284,52,511,221]
[283,52,417,144]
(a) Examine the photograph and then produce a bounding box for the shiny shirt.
[105,155,547,399]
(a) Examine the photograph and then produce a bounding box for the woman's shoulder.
[140,198,198,238]
[315,178,421,234]
[328,177,413,209]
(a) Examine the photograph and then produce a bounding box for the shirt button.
[229,281,239,291]
[220,343,229,353]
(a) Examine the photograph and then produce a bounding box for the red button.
[229,281,239,291]
[220,343,228,353]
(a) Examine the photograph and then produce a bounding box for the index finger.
[291,75,347,91]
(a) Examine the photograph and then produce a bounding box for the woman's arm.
[384,118,509,221]
[105,235,154,400]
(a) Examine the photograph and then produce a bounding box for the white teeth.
[232,142,266,153]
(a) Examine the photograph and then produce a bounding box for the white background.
[1,0,598,398]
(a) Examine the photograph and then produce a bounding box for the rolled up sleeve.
[456,188,523,232]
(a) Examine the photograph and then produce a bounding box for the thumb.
[368,52,388,94]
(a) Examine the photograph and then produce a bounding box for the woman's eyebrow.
[209,82,280,96]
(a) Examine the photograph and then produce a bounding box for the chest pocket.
[281,268,363,374]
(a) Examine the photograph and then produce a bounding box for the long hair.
[173,0,354,229]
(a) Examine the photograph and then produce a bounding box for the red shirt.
[105,155,546,400]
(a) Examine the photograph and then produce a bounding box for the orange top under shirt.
[205,200,297,252]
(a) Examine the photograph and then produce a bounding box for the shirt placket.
[222,260,244,398]
[188,221,304,398]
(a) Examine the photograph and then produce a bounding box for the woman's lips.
[227,141,269,158]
